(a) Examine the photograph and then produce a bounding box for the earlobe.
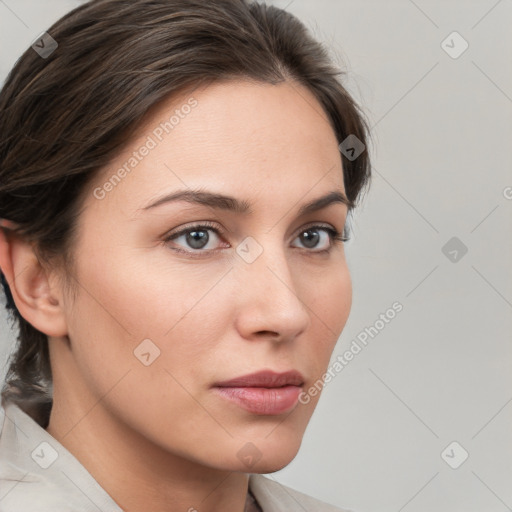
[0,222,68,338]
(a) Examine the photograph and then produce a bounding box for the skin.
[0,79,352,512]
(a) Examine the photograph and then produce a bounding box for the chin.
[240,436,302,473]
[249,456,296,474]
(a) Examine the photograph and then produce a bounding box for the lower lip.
[213,385,302,415]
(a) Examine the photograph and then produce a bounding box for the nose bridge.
[239,234,295,296]
[234,234,310,339]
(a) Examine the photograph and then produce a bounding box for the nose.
[233,242,311,343]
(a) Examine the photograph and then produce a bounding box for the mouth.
[212,370,305,415]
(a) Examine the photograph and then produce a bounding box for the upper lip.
[214,370,305,388]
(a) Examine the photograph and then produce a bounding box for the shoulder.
[249,473,355,512]
[0,400,122,512]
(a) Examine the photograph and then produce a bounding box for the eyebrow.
[142,189,354,216]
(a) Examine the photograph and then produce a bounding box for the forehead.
[85,79,345,215]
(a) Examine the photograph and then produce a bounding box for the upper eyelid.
[166,221,340,238]
[164,221,221,239]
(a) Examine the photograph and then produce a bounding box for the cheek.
[300,261,352,377]
[62,262,230,447]
[64,250,232,391]
[68,246,211,342]
[304,260,352,336]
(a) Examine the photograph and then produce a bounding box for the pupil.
[187,230,208,249]
[302,229,319,248]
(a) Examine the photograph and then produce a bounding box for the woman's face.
[58,79,352,472]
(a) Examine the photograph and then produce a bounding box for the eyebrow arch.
[142,189,354,216]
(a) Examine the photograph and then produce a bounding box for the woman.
[0,0,371,510]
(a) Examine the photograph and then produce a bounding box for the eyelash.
[162,221,349,258]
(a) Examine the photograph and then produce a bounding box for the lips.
[213,370,305,415]
[214,370,305,388]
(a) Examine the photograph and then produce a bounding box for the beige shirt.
[0,400,352,511]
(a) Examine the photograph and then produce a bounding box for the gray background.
[1,1,511,511]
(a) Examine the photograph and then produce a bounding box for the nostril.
[257,330,279,337]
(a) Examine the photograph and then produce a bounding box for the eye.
[163,222,348,257]
[163,221,226,253]
[291,225,346,252]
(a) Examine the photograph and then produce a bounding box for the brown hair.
[0,0,372,426]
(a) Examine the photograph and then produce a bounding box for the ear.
[0,220,68,337]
